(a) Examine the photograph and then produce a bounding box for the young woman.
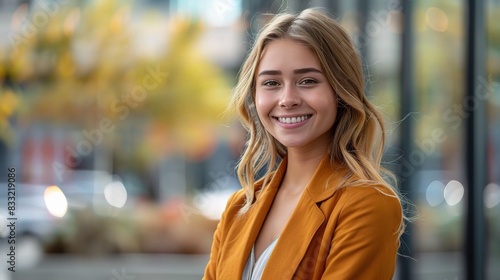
[204,8,404,279]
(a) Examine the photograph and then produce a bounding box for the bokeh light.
[484,182,500,208]
[44,185,68,218]
[193,190,233,220]
[426,180,446,207]
[104,179,128,208]
[444,180,464,206]
[425,7,449,32]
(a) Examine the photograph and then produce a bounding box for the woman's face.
[255,39,337,152]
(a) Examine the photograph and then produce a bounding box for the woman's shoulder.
[223,187,261,216]
[332,184,403,222]
[224,188,247,209]
[337,184,398,198]
[221,174,271,214]
[336,184,401,204]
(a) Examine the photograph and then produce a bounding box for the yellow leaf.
[0,90,19,118]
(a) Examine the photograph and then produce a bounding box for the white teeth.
[278,115,310,124]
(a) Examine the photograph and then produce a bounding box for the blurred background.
[0,0,498,279]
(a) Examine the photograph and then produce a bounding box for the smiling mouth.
[274,115,312,124]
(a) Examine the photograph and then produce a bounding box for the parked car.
[0,182,60,269]
[0,170,144,266]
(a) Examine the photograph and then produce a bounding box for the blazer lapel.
[263,190,325,278]
[262,155,345,278]
[223,159,286,277]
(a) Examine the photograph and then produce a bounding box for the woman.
[204,8,404,279]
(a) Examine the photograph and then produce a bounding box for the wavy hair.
[230,8,405,236]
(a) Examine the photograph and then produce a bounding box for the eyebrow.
[257,67,323,77]
[294,67,323,75]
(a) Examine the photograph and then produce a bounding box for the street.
[3,252,499,280]
[10,254,208,280]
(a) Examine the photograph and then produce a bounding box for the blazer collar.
[230,154,348,277]
[263,154,348,277]
[256,154,348,202]
[304,153,349,203]
[230,161,284,276]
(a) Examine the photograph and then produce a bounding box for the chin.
[276,139,308,148]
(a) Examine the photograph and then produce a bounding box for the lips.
[274,114,312,124]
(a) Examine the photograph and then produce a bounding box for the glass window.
[486,0,500,278]
[412,1,466,279]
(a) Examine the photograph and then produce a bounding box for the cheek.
[319,95,337,125]
[255,93,272,119]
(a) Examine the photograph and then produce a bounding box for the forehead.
[257,39,321,72]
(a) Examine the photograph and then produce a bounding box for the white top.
[242,237,279,280]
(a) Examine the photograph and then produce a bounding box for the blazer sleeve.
[323,187,403,279]
[203,191,240,280]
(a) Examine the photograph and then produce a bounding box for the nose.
[279,85,301,109]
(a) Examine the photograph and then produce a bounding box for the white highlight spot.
[193,190,233,220]
[444,180,464,206]
[484,183,500,208]
[104,180,128,208]
[44,185,68,218]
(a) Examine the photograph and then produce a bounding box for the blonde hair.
[230,8,404,235]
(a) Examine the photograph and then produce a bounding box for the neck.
[281,146,327,194]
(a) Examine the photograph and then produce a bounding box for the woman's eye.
[299,78,317,85]
[263,80,279,86]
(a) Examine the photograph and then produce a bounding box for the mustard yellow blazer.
[204,155,402,279]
